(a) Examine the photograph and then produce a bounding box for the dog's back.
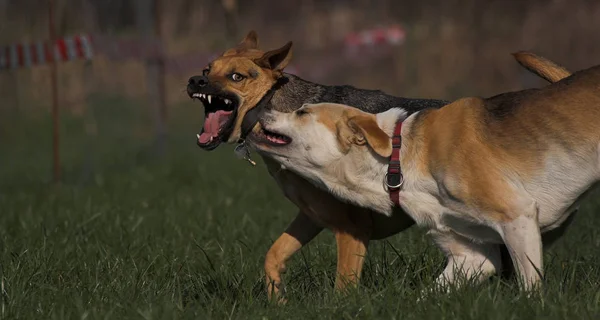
[482,65,600,148]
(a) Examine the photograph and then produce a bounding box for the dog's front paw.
[266,280,287,305]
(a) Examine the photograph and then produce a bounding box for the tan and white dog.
[250,63,600,291]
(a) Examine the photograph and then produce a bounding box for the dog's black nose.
[188,75,208,87]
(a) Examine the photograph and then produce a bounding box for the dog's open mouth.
[191,93,238,149]
[254,126,292,147]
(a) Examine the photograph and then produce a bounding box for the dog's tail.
[512,51,571,83]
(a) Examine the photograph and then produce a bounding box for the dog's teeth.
[196,134,200,139]
[224,99,231,105]
[209,136,213,142]
[207,95,212,104]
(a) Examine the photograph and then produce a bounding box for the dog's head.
[250,102,401,184]
[187,31,293,150]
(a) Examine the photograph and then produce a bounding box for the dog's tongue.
[198,110,233,144]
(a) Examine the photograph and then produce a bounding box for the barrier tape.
[0,25,406,80]
[344,25,406,48]
[0,35,93,70]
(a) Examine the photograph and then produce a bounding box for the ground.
[1,97,599,319]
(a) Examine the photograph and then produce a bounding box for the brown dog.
[251,60,600,292]
[186,33,571,299]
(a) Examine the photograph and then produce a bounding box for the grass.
[1,97,600,319]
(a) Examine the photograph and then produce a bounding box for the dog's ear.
[347,114,392,158]
[238,30,259,50]
[255,41,293,71]
[222,31,259,56]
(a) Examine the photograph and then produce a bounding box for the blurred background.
[1,0,600,185]
[2,2,600,317]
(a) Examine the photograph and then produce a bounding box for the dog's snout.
[260,111,280,127]
[188,75,208,88]
[262,113,274,125]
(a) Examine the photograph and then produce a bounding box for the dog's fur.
[252,63,600,291]
[187,31,571,298]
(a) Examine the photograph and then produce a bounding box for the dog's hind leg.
[265,212,323,302]
[334,230,370,291]
[431,230,502,291]
[499,208,578,280]
[498,205,544,292]
[330,208,374,292]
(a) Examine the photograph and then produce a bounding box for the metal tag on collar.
[234,140,256,166]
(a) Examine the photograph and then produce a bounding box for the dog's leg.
[431,230,502,290]
[334,230,370,291]
[499,211,543,292]
[498,208,578,280]
[332,208,373,291]
[265,212,323,302]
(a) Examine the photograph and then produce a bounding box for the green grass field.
[1,97,600,319]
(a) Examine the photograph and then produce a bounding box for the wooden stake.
[49,0,60,183]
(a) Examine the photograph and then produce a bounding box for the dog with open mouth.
[251,60,600,292]
[186,31,572,300]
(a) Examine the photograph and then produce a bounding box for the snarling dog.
[251,60,600,292]
[186,32,571,299]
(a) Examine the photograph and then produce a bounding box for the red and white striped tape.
[344,25,406,48]
[0,25,406,76]
[0,35,93,70]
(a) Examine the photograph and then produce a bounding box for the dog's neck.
[312,108,409,216]
[269,73,448,115]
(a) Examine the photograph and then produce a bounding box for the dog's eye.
[230,73,245,82]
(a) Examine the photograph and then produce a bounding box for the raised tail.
[512,51,571,83]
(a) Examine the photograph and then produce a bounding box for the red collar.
[386,120,403,206]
